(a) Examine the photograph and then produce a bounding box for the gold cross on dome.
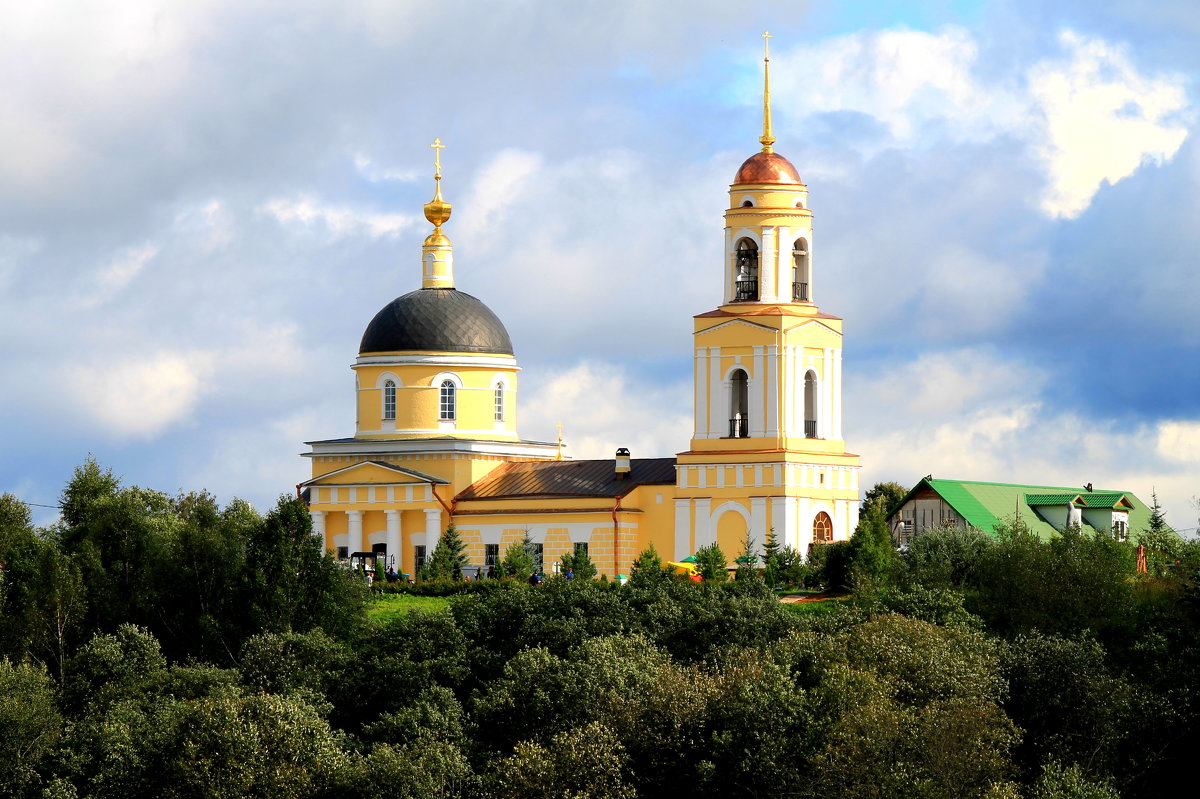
[762,30,771,60]
[431,138,445,178]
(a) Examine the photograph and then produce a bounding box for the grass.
[367,593,452,625]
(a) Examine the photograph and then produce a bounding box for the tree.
[863,480,909,519]
[844,508,900,591]
[560,545,597,580]
[1146,489,1169,534]
[694,543,727,582]
[427,525,468,580]
[763,527,783,588]
[501,534,535,580]
[0,659,62,794]
[735,529,760,581]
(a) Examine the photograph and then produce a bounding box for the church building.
[299,40,862,577]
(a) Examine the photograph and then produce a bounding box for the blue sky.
[2,0,1197,533]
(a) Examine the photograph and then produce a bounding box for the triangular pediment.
[300,460,448,487]
[782,318,842,336]
[695,319,777,336]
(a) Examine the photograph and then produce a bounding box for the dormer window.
[734,239,759,301]
[383,380,396,420]
[439,380,456,421]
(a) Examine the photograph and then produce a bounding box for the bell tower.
[674,33,861,561]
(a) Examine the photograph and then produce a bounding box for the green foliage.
[863,480,909,518]
[844,508,900,590]
[904,522,995,588]
[1030,762,1120,799]
[559,543,598,580]
[694,542,727,581]
[491,721,635,799]
[426,525,468,580]
[629,542,666,584]
[970,525,1136,638]
[501,533,536,580]
[0,658,62,795]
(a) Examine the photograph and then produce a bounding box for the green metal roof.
[1077,492,1130,509]
[901,478,1157,541]
[1024,493,1081,506]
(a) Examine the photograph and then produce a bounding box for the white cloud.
[71,352,213,438]
[78,243,158,308]
[1156,421,1200,464]
[258,196,414,239]
[849,348,1200,533]
[353,153,419,184]
[520,361,691,460]
[1030,31,1190,219]
[456,149,545,244]
[773,26,1191,219]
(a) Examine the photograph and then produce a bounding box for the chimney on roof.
[615,448,631,480]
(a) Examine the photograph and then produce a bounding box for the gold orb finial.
[423,138,452,229]
[759,31,776,153]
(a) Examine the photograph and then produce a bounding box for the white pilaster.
[750,496,768,547]
[751,346,765,437]
[674,499,691,560]
[709,348,723,437]
[766,345,779,437]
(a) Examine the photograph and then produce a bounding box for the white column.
[385,509,402,570]
[309,511,327,548]
[345,510,363,555]
[424,507,443,552]
[695,348,709,438]
[833,347,843,440]
[760,226,778,302]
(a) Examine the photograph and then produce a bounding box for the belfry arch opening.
[792,237,809,302]
[729,369,749,438]
[804,370,818,438]
[734,238,759,301]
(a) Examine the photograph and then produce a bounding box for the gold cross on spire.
[555,422,565,460]
[431,138,445,179]
[760,31,775,153]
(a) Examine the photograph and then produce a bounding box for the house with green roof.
[887,478,1155,546]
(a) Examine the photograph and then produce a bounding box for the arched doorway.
[716,506,749,565]
[812,511,833,544]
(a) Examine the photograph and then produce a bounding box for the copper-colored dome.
[733,151,802,185]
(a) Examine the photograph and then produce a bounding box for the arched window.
[439,380,456,421]
[741,199,753,207]
[792,238,809,302]
[813,512,833,543]
[382,380,396,420]
[494,383,505,422]
[734,238,759,301]
[804,371,818,438]
[729,369,749,438]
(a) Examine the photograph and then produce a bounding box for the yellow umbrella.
[664,561,698,575]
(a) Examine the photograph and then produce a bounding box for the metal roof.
[359,288,514,355]
[1024,493,1081,506]
[893,478,1157,540]
[457,457,676,500]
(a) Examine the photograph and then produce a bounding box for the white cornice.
[355,353,520,369]
[304,437,560,459]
